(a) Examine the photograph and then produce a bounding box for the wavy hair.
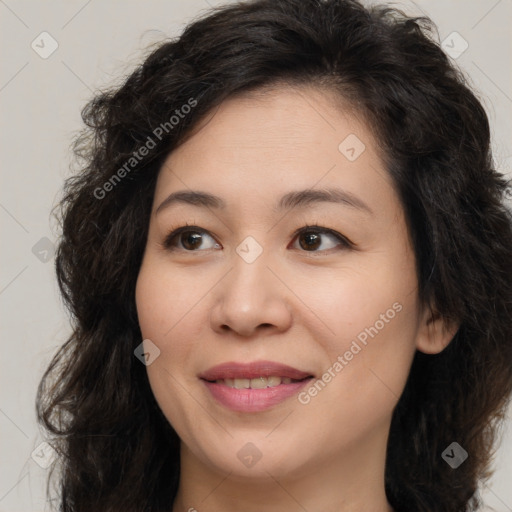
[37,0,512,510]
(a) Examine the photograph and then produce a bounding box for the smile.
[199,360,314,412]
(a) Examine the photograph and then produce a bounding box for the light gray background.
[1,1,511,511]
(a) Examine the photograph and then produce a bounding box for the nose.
[209,251,293,338]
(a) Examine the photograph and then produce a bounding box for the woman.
[37,0,512,511]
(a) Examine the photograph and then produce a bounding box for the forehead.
[171,84,370,163]
[154,85,395,216]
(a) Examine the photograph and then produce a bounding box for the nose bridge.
[209,237,292,336]
[230,239,272,301]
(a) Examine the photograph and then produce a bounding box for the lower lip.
[202,379,312,412]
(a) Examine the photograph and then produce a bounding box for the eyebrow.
[155,187,373,215]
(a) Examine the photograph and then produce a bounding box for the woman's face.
[135,85,439,482]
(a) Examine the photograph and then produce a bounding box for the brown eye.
[291,226,351,252]
[179,231,204,250]
[298,232,322,250]
[164,227,220,251]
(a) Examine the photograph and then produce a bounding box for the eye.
[163,225,221,252]
[290,225,352,252]
[162,223,352,253]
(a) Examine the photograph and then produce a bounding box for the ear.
[415,305,459,355]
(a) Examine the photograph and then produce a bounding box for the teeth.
[267,376,282,387]
[233,378,250,389]
[249,377,266,389]
[215,376,296,388]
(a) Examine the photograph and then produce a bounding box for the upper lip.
[199,360,313,381]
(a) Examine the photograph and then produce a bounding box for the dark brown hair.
[37,0,512,510]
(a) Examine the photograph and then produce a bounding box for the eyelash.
[161,222,354,254]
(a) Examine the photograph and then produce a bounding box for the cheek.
[135,255,209,381]
[297,254,420,432]
[135,255,206,343]
[135,259,206,437]
[300,251,419,345]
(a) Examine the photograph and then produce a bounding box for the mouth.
[199,360,314,381]
[207,375,310,389]
[199,360,314,412]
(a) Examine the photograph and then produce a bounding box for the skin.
[135,85,455,512]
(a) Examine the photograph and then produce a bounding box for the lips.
[198,360,314,382]
[199,360,314,412]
